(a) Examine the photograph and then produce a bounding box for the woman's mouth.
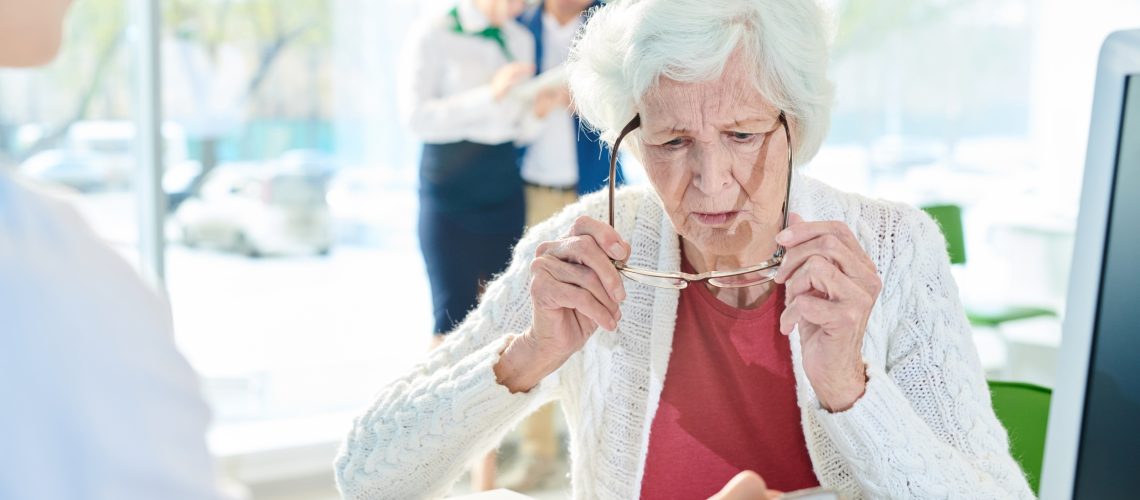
[692,211,740,226]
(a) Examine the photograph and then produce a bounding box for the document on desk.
[782,486,841,499]
[507,65,567,105]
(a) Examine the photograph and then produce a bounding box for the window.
[0,0,146,271]
[160,1,439,462]
[814,0,1140,388]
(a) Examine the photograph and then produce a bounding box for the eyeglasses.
[606,111,792,289]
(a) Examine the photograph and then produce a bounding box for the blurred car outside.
[19,149,105,193]
[326,166,416,248]
[171,161,333,257]
[66,120,191,191]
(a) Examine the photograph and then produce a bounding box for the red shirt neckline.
[640,248,819,498]
[680,253,783,319]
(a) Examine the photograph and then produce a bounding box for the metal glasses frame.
[605,112,792,289]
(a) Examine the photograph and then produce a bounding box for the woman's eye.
[662,138,686,149]
[730,132,756,142]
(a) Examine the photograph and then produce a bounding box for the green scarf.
[449,6,514,62]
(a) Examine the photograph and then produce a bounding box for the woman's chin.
[682,229,755,257]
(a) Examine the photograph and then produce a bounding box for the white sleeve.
[332,196,606,499]
[812,210,1034,499]
[398,23,530,145]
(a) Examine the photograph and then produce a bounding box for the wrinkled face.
[0,0,71,67]
[636,58,791,262]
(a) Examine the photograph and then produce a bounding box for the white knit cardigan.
[334,174,1035,499]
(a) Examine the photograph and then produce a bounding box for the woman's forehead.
[640,68,776,129]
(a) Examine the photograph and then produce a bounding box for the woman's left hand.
[773,213,882,412]
[708,471,783,500]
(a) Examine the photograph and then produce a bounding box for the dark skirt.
[418,141,525,334]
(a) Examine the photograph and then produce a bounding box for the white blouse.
[399,1,539,146]
[519,12,583,188]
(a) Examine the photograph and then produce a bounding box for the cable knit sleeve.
[333,204,591,499]
[333,189,627,499]
[813,208,1035,499]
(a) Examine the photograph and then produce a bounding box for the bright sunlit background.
[1,0,1137,497]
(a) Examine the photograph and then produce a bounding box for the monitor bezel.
[1040,29,1140,500]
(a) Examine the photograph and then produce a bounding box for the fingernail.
[614,288,626,301]
[609,243,626,259]
[775,230,792,245]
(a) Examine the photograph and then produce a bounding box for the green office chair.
[921,204,1056,326]
[988,380,1052,495]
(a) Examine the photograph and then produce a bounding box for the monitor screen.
[1073,74,1140,498]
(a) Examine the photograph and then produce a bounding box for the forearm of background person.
[403,84,531,145]
[811,211,1034,499]
[398,25,530,145]
[513,99,558,146]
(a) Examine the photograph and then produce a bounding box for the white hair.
[567,0,835,166]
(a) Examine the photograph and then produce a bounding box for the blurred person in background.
[337,0,1035,498]
[503,0,622,491]
[0,0,223,499]
[399,0,564,491]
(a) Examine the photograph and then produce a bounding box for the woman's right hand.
[490,62,535,100]
[530,215,629,358]
[494,216,629,393]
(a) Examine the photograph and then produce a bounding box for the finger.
[774,232,875,285]
[567,215,630,261]
[563,215,631,298]
[541,234,626,302]
[781,255,864,303]
[533,267,618,330]
[533,255,620,318]
[783,262,832,302]
[775,218,863,256]
[790,294,857,334]
[512,64,535,81]
[780,301,801,336]
[709,470,769,500]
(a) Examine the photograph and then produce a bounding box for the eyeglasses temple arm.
[775,112,792,259]
[609,115,641,228]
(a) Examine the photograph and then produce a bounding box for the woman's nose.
[690,144,734,195]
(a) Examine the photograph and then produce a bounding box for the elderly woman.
[336,0,1034,498]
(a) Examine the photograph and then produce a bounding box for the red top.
[640,257,819,499]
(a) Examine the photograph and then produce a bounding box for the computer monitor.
[1040,29,1140,500]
